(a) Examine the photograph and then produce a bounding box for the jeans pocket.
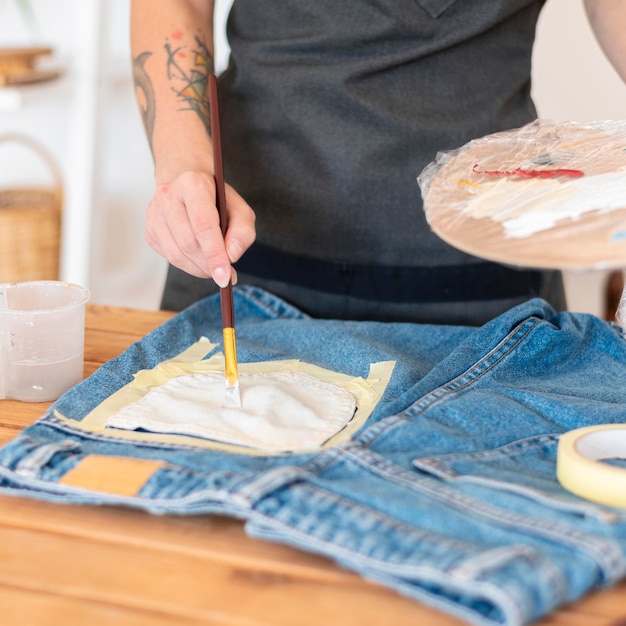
[412,434,626,523]
[414,0,461,19]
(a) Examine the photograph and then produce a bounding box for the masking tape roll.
[557,424,626,509]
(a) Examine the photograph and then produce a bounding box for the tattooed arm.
[131,0,255,287]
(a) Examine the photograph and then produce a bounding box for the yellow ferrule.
[223,327,239,385]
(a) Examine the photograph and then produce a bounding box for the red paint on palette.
[472,164,584,179]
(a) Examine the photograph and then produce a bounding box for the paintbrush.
[209,73,241,409]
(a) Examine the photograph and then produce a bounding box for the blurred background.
[0,0,625,316]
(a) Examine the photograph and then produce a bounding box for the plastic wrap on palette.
[417,119,626,271]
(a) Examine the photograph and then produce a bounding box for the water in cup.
[0,281,90,402]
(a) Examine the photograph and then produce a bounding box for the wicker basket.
[0,133,63,283]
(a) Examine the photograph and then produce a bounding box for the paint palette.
[419,119,626,270]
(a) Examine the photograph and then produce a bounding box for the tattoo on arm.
[165,33,214,134]
[133,51,156,155]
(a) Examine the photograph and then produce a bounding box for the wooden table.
[1,304,625,626]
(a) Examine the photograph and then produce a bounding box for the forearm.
[584,0,626,83]
[131,0,216,183]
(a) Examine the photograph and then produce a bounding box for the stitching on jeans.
[358,317,541,448]
[342,446,626,586]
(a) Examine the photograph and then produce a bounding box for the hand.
[145,170,256,287]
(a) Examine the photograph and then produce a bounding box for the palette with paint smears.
[418,119,626,270]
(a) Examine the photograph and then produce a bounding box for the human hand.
[145,170,256,287]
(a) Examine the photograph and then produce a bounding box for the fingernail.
[227,240,243,262]
[213,266,230,288]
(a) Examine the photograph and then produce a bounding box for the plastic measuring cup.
[0,281,90,402]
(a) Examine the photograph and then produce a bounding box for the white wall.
[1,1,104,290]
[1,0,624,314]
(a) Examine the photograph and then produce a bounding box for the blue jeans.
[1,286,626,626]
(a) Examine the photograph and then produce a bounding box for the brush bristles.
[224,381,242,409]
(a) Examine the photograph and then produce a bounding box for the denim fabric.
[1,286,626,626]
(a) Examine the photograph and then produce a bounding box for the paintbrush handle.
[209,74,228,238]
[220,285,234,329]
[210,74,240,408]
[209,74,235,329]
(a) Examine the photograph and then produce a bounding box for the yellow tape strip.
[53,337,395,456]
[557,424,626,509]
[59,455,165,496]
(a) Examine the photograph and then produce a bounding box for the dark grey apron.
[162,0,565,324]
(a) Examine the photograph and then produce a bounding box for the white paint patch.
[106,370,357,453]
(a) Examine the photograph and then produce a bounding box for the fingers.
[223,185,256,263]
[184,172,232,286]
[145,171,256,287]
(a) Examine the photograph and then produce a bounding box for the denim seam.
[141,466,256,501]
[0,434,40,469]
[232,466,312,508]
[358,318,541,447]
[413,434,626,523]
[339,448,568,602]
[342,446,626,587]
[239,285,309,320]
[417,434,561,471]
[242,286,287,319]
[253,481,485,561]
[0,464,154,504]
[420,472,623,524]
[371,569,523,626]
[14,440,82,479]
[38,415,292,454]
[0,462,251,516]
[300,444,352,474]
[246,486,525,626]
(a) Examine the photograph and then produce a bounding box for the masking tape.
[557,424,626,509]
